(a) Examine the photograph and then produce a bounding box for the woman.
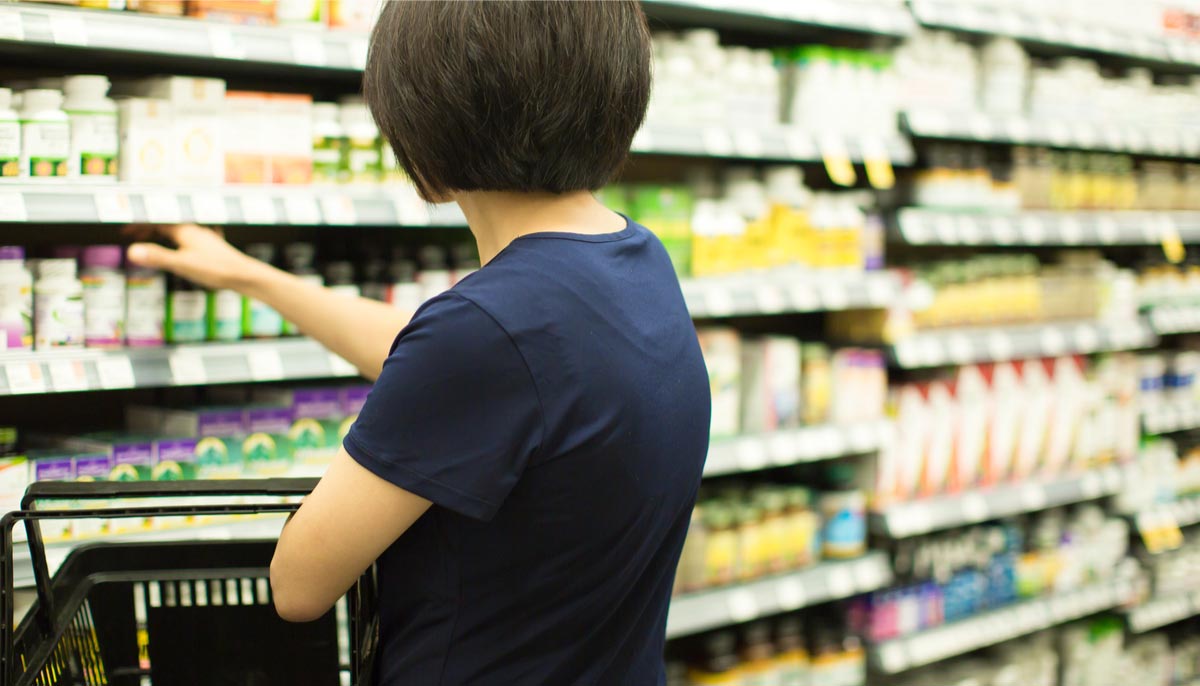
[128,2,710,684]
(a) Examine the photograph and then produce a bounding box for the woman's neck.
[454,190,626,265]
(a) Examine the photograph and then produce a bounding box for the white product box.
[117,98,174,184]
[133,77,226,185]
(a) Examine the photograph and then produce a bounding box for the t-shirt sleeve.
[342,293,544,521]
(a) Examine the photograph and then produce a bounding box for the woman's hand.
[127,224,270,293]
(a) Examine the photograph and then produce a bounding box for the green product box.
[127,405,247,479]
[631,185,693,276]
[242,406,294,477]
[251,388,344,475]
[72,453,111,538]
[29,452,73,540]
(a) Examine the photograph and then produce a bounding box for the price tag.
[48,360,88,392]
[208,26,245,60]
[768,433,797,464]
[853,558,884,590]
[727,590,758,622]
[1060,216,1084,244]
[95,356,135,389]
[1020,215,1046,244]
[818,284,850,311]
[732,129,764,158]
[891,505,933,537]
[94,192,133,223]
[1102,125,1125,150]
[1006,118,1031,142]
[819,133,856,187]
[988,332,1014,361]
[1097,216,1119,244]
[143,193,182,224]
[948,334,974,364]
[190,192,228,224]
[900,212,930,244]
[1047,121,1071,146]
[1074,325,1100,352]
[630,127,654,153]
[990,216,1017,244]
[248,349,285,381]
[0,7,24,41]
[169,353,207,386]
[962,494,989,522]
[958,217,982,244]
[934,214,958,244]
[328,353,358,377]
[703,288,735,317]
[1037,16,1063,41]
[918,337,944,367]
[810,427,838,456]
[240,195,278,225]
[319,195,357,225]
[860,135,895,190]
[0,192,27,223]
[754,285,786,314]
[49,13,88,46]
[894,342,918,369]
[878,643,907,674]
[909,110,950,136]
[701,127,734,157]
[4,362,45,395]
[283,195,321,225]
[1094,29,1117,51]
[1066,24,1089,47]
[1040,327,1066,356]
[968,114,994,140]
[349,37,370,70]
[827,569,855,597]
[1126,127,1146,152]
[777,578,806,610]
[1021,485,1048,511]
[735,439,769,471]
[291,33,328,67]
[1160,216,1186,264]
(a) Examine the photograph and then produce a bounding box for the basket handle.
[20,478,319,510]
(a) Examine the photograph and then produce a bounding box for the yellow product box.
[267,93,314,185]
[224,91,270,184]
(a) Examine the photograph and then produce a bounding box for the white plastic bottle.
[19,89,70,180]
[0,247,32,350]
[0,89,19,181]
[80,244,126,348]
[311,102,345,184]
[34,259,84,349]
[62,75,119,181]
[125,266,165,347]
[338,98,381,184]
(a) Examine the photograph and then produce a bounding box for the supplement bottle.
[338,99,381,184]
[34,259,84,349]
[325,261,361,299]
[359,258,389,302]
[62,75,119,181]
[165,276,207,344]
[387,257,423,313]
[702,503,737,588]
[282,242,324,335]
[774,618,811,686]
[206,286,242,341]
[417,245,453,302]
[311,102,345,184]
[0,89,19,180]
[125,266,165,347]
[19,89,70,179]
[80,244,126,348]
[739,622,779,686]
[242,243,284,338]
[686,631,742,686]
[0,247,32,350]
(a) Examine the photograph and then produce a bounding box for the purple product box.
[341,386,371,417]
[154,438,199,480]
[195,409,247,438]
[112,441,155,481]
[292,389,342,420]
[74,454,112,480]
[33,457,73,482]
[246,406,293,434]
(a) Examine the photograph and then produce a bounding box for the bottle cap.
[0,246,25,261]
[244,243,276,263]
[62,75,112,101]
[52,245,81,261]
[313,102,339,122]
[20,89,64,113]
[82,245,122,269]
[37,259,77,280]
[0,89,11,111]
[324,261,355,285]
[284,242,316,270]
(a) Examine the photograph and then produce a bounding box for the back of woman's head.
[365,0,653,200]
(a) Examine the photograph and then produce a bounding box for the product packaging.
[266,93,313,184]
[19,89,70,179]
[739,336,801,433]
[252,387,345,474]
[698,327,741,438]
[33,259,84,349]
[30,453,74,540]
[62,75,118,180]
[130,76,226,185]
[125,267,166,347]
[80,245,126,348]
[224,90,269,184]
[72,453,112,537]
[128,405,246,479]
[0,246,32,350]
[0,88,20,179]
[116,98,173,183]
[242,406,294,476]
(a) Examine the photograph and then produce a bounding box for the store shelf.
[1158,495,1200,528]
[665,552,893,639]
[869,574,1136,673]
[1125,589,1200,633]
[642,0,916,37]
[0,338,359,395]
[0,184,466,227]
[1143,401,1200,435]
[632,124,915,165]
[682,269,899,318]
[888,320,1157,369]
[894,209,1200,247]
[704,420,892,477]
[902,110,1200,158]
[871,467,1124,538]
[909,0,1200,67]
[1146,305,1200,335]
[0,3,368,72]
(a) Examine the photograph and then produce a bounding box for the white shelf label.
[328,353,358,377]
[732,129,764,158]
[49,13,88,46]
[169,353,207,386]
[754,285,786,314]
[701,127,735,157]
[48,359,88,392]
[240,195,277,225]
[1006,118,1031,142]
[1060,216,1084,244]
[968,114,994,140]
[735,439,769,471]
[1073,325,1100,352]
[4,361,45,395]
[727,589,758,622]
[95,356,135,389]
[948,334,974,364]
[827,569,855,597]
[867,276,892,306]
[987,332,1014,361]
[319,195,357,225]
[1039,327,1066,356]
[818,284,850,311]
[0,7,24,41]
[962,494,989,523]
[767,433,796,463]
[703,288,735,317]
[776,578,806,610]
[1097,216,1119,244]
[1020,216,1046,244]
[208,26,245,60]
[0,192,27,222]
[247,349,285,381]
[283,195,321,225]
[95,192,133,223]
[143,193,182,224]
[784,129,816,159]
[1021,485,1048,511]
[190,192,228,225]
[291,33,328,67]
[990,216,1017,244]
[349,37,370,70]
[1047,121,1071,146]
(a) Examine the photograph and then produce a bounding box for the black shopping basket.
[0,479,379,686]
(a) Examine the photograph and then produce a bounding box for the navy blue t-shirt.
[343,217,711,685]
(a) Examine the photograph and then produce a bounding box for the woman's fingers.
[126,243,181,272]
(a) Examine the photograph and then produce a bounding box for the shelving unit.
[871,467,1125,538]
[888,320,1157,369]
[1143,401,1200,435]
[665,552,893,639]
[902,110,1200,158]
[893,209,1200,247]
[632,124,915,165]
[1125,589,1200,633]
[869,574,1137,674]
[643,0,916,37]
[681,269,899,318]
[704,419,892,477]
[1146,305,1200,335]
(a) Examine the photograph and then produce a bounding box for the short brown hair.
[364,0,652,200]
